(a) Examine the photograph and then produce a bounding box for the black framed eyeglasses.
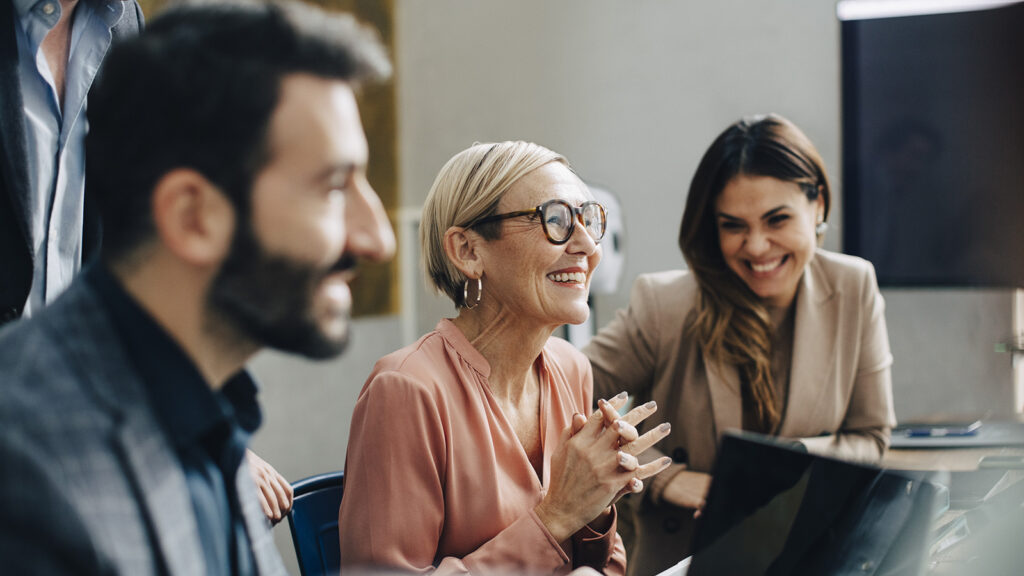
[468,199,607,245]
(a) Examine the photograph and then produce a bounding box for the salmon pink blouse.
[340,319,626,575]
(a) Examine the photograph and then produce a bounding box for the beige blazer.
[583,249,896,576]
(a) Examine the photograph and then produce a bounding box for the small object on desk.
[888,419,1024,449]
[902,420,982,438]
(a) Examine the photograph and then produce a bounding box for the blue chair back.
[287,471,344,576]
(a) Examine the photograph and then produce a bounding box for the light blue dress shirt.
[15,0,124,317]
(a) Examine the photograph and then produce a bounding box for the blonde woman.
[584,115,896,576]
[340,141,672,574]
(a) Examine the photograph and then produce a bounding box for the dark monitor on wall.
[839,0,1024,287]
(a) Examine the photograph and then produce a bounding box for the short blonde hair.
[420,141,566,307]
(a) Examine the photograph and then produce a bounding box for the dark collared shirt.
[88,265,258,576]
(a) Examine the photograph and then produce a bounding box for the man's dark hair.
[87,0,390,263]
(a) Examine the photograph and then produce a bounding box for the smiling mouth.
[323,254,358,285]
[320,275,352,313]
[748,256,787,273]
[547,271,586,284]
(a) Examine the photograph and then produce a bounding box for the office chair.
[287,471,345,576]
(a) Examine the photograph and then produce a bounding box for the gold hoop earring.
[463,277,482,309]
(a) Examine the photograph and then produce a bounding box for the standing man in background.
[0,0,143,324]
[0,0,394,572]
[1,0,294,523]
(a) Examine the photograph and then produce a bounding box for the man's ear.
[442,226,485,279]
[150,169,235,267]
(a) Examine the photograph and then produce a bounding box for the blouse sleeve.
[584,275,660,404]
[339,369,584,575]
[802,263,896,461]
[573,508,627,576]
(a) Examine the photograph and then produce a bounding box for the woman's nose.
[745,229,771,256]
[567,217,600,255]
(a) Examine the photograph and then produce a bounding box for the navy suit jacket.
[0,1,143,325]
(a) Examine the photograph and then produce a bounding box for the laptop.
[681,431,938,576]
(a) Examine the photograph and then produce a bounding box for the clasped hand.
[535,392,673,542]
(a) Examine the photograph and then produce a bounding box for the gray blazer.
[0,279,287,576]
[584,249,897,576]
[0,1,142,325]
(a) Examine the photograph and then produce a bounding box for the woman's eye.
[768,214,790,226]
[719,221,743,231]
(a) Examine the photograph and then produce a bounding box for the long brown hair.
[678,114,831,432]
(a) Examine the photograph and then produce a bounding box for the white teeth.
[547,272,586,284]
[750,258,783,273]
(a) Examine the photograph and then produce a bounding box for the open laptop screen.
[687,431,937,576]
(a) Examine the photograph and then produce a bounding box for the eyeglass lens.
[542,201,606,243]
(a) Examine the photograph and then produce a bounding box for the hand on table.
[247,450,293,524]
[661,468,712,518]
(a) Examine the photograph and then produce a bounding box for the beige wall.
[396,0,843,334]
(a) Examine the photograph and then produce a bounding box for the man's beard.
[207,217,352,359]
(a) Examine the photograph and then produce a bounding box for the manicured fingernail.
[631,478,643,491]
[615,420,626,431]
[644,401,657,410]
[660,457,672,466]
[658,422,671,433]
[618,452,629,466]
[614,391,628,400]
